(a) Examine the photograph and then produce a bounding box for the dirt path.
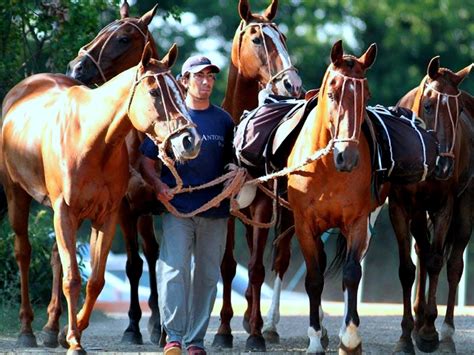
[1,311,473,354]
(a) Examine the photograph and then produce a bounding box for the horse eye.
[149,89,159,97]
[423,102,431,113]
[118,36,130,44]
[252,37,262,45]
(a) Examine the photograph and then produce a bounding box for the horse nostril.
[182,135,194,151]
[336,151,344,165]
[284,79,292,92]
[74,63,83,74]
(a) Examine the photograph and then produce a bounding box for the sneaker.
[164,341,182,355]
[187,345,206,355]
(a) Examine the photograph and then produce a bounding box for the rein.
[78,20,148,84]
[237,21,298,91]
[413,76,461,159]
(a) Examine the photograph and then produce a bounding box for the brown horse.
[214,0,302,351]
[287,40,380,354]
[67,1,165,346]
[0,43,201,354]
[390,57,473,354]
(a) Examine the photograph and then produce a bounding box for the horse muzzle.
[169,127,201,161]
[434,155,454,180]
[66,57,98,86]
[274,71,302,98]
[333,144,360,172]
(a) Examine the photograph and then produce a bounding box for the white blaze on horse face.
[262,26,291,69]
[164,75,192,121]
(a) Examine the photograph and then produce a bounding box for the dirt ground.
[1,308,473,354]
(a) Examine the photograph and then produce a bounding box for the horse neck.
[77,67,136,151]
[222,57,259,124]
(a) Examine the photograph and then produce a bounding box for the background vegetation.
[0,0,472,317]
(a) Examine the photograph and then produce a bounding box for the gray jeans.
[157,213,228,349]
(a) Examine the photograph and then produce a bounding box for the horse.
[214,0,302,351]
[389,57,473,354]
[0,43,201,354]
[287,40,381,354]
[67,1,165,346]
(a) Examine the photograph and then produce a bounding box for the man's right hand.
[155,180,174,202]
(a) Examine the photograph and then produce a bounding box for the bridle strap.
[237,21,298,90]
[326,68,367,144]
[78,20,148,84]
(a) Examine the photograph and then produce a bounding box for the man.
[140,55,234,355]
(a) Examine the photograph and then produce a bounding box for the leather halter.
[237,20,298,90]
[78,20,148,84]
[412,76,461,158]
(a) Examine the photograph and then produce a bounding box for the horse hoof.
[16,332,37,348]
[120,330,143,345]
[58,326,69,349]
[67,347,87,355]
[415,328,439,353]
[245,334,266,352]
[212,333,233,349]
[321,327,329,349]
[263,329,280,344]
[40,328,59,348]
[439,338,456,353]
[393,337,415,354]
[339,341,362,355]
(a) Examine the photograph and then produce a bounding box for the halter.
[78,20,148,84]
[413,76,461,158]
[127,69,195,153]
[237,20,298,90]
[324,68,367,145]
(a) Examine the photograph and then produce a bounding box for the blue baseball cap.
[181,55,220,76]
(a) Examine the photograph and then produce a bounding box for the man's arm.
[140,156,174,202]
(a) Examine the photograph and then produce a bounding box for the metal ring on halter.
[77,20,149,84]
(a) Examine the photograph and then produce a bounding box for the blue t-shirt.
[140,104,234,218]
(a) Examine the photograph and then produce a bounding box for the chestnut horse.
[67,1,165,346]
[389,57,473,354]
[214,0,302,351]
[287,40,381,354]
[0,43,201,353]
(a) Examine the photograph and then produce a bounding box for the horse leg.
[295,223,328,354]
[242,218,254,334]
[389,201,416,355]
[52,199,84,354]
[41,242,63,347]
[416,204,453,353]
[138,214,163,345]
[263,207,294,344]
[440,194,471,353]
[213,217,236,348]
[7,185,36,347]
[118,200,144,345]
[245,193,272,352]
[338,218,370,355]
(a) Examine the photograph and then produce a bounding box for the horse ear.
[239,0,252,22]
[427,56,440,80]
[330,40,344,66]
[263,0,278,21]
[140,42,154,67]
[453,63,473,86]
[120,0,129,19]
[140,3,159,25]
[359,43,377,70]
[161,43,178,69]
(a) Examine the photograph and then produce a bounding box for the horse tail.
[325,230,346,278]
[0,184,7,221]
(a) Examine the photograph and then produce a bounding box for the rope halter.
[127,68,196,160]
[325,68,368,145]
[237,21,298,91]
[78,20,149,84]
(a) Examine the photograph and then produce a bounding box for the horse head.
[411,57,472,180]
[128,43,201,162]
[320,40,377,172]
[233,0,302,97]
[67,1,159,86]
